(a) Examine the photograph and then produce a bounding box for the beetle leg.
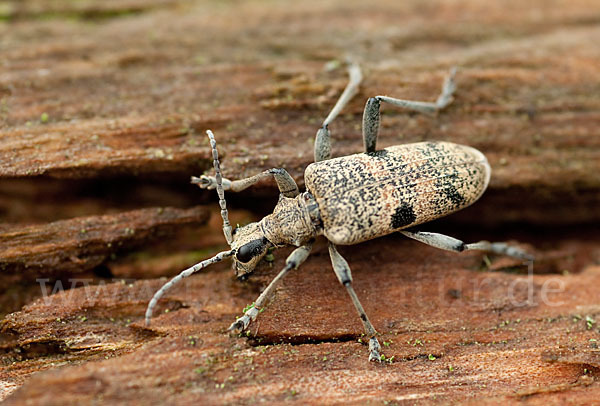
[193,167,299,198]
[328,242,383,362]
[400,230,534,261]
[376,67,456,115]
[315,61,362,162]
[228,243,313,333]
[361,67,457,153]
[362,97,380,153]
[314,126,332,163]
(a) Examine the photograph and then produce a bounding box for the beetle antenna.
[145,249,235,325]
[206,130,233,245]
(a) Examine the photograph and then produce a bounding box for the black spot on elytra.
[366,149,388,159]
[443,184,465,207]
[391,203,416,229]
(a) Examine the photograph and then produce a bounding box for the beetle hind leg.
[362,67,457,153]
[400,230,534,261]
[328,242,383,362]
[376,67,457,115]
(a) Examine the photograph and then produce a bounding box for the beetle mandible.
[145,63,533,362]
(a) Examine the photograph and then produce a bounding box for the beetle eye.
[235,238,266,263]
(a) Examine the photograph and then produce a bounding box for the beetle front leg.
[228,243,313,333]
[400,230,534,261]
[328,242,383,362]
[193,167,299,198]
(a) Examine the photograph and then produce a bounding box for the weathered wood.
[0,206,209,278]
[1,0,600,404]
[2,235,599,404]
[2,0,599,225]
[1,0,599,192]
[1,0,181,21]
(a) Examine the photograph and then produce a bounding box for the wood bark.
[1,0,599,404]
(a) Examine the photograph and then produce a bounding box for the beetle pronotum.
[145,63,532,361]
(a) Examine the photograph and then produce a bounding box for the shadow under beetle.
[145,63,533,362]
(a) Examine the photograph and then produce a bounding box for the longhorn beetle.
[145,63,533,362]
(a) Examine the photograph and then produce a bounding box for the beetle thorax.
[260,192,322,247]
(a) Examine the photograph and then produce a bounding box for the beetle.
[145,63,533,362]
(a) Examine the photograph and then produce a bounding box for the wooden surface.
[1,0,600,404]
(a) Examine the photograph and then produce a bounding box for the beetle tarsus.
[229,306,259,333]
[193,174,235,192]
[191,175,213,188]
[228,315,250,332]
[492,242,535,261]
[368,337,383,362]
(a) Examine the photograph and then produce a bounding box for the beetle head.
[230,222,273,278]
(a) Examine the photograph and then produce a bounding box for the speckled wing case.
[305,141,491,245]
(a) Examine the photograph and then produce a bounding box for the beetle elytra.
[145,63,533,362]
